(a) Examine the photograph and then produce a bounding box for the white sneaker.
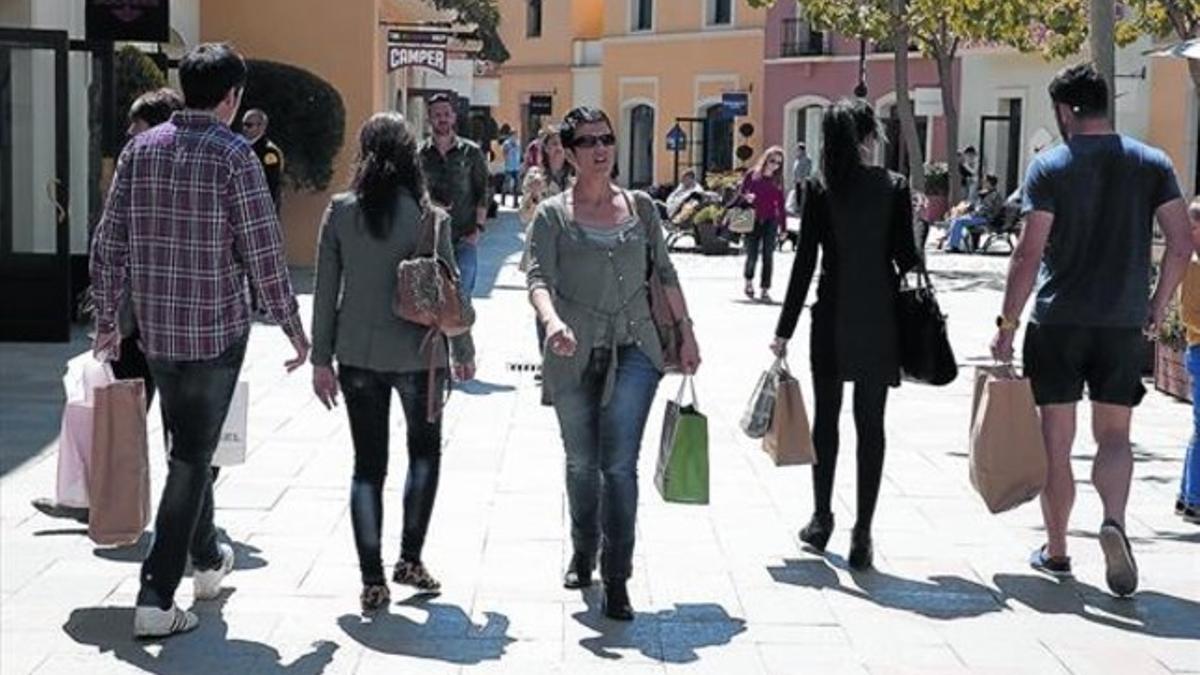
[133,604,199,638]
[193,543,234,600]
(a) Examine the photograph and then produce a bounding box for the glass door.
[0,28,70,342]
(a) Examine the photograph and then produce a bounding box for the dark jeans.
[744,218,777,289]
[339,365,444,585]
[137,334,247,609]
[811,374,889,533]
[553,346,661,581]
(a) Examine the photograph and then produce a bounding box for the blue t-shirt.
[503,137,522,173]
[1022,134,1182,327]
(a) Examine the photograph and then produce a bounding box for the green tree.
[747,0,1085,202]
[1119,0,1200,91]
[429,0,510,63]
[114,45,166,127]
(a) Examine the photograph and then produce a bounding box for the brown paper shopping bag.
[969,366,1047,514]
[762,366,816,466]
[88,379,151,546]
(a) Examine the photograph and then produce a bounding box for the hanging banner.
[86,0,170,43]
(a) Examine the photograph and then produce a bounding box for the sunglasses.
[571,133,616,149]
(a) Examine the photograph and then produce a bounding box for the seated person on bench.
[946,174,1003,252]
[665,170,714,219]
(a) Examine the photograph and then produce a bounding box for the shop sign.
[529,95,553,116]
[722,92,749,117]
[388,45,448,75]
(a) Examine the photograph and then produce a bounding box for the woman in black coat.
[771,100,922,570]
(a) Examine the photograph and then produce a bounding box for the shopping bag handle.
[674,375,699,408]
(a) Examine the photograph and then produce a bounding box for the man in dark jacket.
[242,109,284,212]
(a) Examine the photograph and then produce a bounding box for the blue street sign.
[666,124,687,152]
[722,92,749,117]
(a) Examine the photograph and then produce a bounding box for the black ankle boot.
[563,552,594,589]
[602,580,633,621]
[848,527,873,571]
[798,513,835,552]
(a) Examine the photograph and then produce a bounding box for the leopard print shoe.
[392,560,441,593]
[360,583,391,612]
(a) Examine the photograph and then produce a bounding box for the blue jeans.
[947,215,987,251]
[1182,346,1200,506]
[553,346,661,581]
[137,334,247,609]
[339,365,444,584]
[454,238,478,298]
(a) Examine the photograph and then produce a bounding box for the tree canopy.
[430,0,510,63]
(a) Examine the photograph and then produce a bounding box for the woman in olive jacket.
[310,113,475,611]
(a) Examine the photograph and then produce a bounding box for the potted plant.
[922,162,950,222]
[1155,299,1192,402]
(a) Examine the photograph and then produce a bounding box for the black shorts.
[1023,324,1147,407]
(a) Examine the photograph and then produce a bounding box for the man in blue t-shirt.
[991,63,1191,597]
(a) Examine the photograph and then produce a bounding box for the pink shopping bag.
[53,355,115,509]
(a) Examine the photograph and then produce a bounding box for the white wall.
[572,67,603,108]
[958,38,1155,187]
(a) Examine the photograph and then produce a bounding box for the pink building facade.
[763,2,960,186]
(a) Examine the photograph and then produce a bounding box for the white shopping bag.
[212,382,249,467]
[55,354,116,508]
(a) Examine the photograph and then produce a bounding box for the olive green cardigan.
[525,189,680,402]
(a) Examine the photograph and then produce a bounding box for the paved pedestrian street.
[1,211,1197,675]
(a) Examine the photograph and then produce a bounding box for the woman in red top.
[738,146,787,302]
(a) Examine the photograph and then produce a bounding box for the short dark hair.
[129,87,184,127]
[178,43,246,110]
[984,174,999,187]
[559,106,613,148]
[1048,62,1109,118]
[962,146,977,156]
[427,92,455,108]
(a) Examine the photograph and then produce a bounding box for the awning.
[1148,38,1200,60]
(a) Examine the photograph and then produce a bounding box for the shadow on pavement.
[455,379,517,396]
[471,214,527,300]
[94,531,267,572]
[768,557,1006,620]
[0,324,91,477]
[994,573,1200,640]
[63,590,338,674]
[337,597,513,665]
[569,590,746,663]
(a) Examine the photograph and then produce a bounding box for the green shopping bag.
[654,376,709,504]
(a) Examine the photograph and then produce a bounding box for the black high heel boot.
[602,580,633,621]
[798,513,835,552]
[848,526,874,571]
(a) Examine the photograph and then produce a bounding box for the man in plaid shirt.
[90,43,309,638]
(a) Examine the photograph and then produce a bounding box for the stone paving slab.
[1,209,1197,674]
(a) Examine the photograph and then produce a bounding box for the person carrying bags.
[770,100,922,571]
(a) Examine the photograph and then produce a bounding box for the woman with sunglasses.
[738,146,788,302]
[526,106,701,620]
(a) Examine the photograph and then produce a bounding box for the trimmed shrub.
[239,60,346,192]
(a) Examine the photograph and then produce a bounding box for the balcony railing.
[781,18,828,57]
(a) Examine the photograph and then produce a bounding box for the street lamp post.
[854,37,868,98]
[853,2,869,99]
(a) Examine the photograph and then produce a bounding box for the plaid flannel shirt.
[90,111,303,361]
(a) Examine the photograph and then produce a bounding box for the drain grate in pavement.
[506,361,541,374]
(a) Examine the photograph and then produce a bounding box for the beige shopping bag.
[969,366,1047,514]
[762,367,816,466]
[88,379,151,546]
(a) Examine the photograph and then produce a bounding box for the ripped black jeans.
[338,365,445,585]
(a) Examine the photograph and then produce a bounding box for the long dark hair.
[350,112,427,239]
[819,99,882,196]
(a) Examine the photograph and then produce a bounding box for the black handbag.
[896,266,958,386]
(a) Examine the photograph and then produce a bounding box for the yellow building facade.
[497,0,766,188]
[1147,56,1199,199]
